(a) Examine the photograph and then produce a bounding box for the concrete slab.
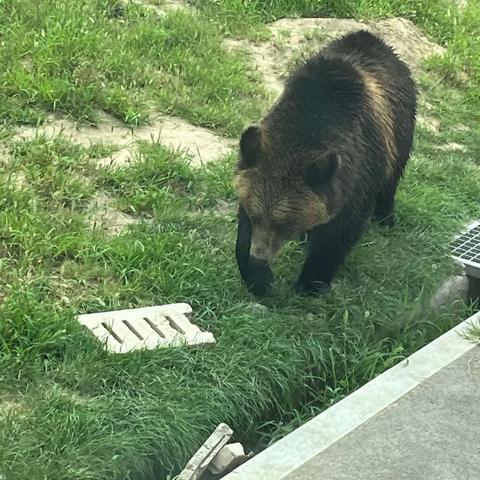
[77,303,215,353]
[285,346,480,480]
[224,313,479,480]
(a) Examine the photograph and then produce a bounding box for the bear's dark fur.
[235,30,417,296]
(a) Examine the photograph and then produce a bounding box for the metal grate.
[451,221,480,275]
[77,303,215,353]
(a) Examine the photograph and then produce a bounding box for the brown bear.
[234,30,417,296]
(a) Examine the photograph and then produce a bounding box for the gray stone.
[285,347,480,480]
[430,274,469,309]
[209,443,250,475]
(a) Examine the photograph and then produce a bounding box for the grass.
[1,1,480,479]
[467,321,480,344]
[0,0,266,133]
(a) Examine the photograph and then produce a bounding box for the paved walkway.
[225,314,480,480]
[286,346,480,480]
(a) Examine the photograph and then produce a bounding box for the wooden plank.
[177,423,233,480]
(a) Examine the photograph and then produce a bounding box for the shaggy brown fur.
[235,30,417,296]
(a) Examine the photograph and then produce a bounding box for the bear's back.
[264,30,416,171]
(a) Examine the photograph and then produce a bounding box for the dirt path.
[13,111,234,168]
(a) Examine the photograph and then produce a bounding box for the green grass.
[467,321,480,344]
[0,0,266,133]
[1,105,479,478]
[1,1,480,479]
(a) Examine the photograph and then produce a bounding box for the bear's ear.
[238,124,262,170]
[304,152,340,193]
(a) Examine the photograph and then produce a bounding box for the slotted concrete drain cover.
[77,303,215,353]
[452,221,480,278]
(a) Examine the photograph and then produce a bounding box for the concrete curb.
[224,312,479,480]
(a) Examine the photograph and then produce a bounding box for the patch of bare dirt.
[0,146,11,168]
[8,171,29,189]
[434,142,467,152]
[371,18,445,68]
[13,111,233,168]
[0,397,28,418]
[87,191,140,235]
[126,0,186,16]
[53,385,94,406]
[212,199,236,218]
[454,124,471,132]
[417,115,441,134]
[226,17,445,96]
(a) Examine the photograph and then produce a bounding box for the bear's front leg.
[235,205,273,296]
[296,221,365,296]
[295,254,331,296]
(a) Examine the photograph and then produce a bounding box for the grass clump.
[467,321,480,344]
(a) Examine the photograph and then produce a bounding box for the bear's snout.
[250,226,282,264]
[249,245,271,263]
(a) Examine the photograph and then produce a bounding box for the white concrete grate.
[77,303,215,353]
[451,221,480,278]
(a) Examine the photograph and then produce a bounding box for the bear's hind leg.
[373,182,397,228]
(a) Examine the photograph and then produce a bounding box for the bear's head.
[234,124,339,265]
